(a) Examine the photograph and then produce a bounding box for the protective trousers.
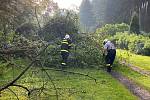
[105,49,116,72]
[61,51,69,66]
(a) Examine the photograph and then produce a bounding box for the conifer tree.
[129,12,140,34]
[91,0,107,27]
[79,0,96,32]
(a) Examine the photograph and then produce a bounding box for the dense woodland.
[0,0,150,99]
[80,0,150,33]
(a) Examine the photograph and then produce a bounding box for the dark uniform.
[104,41,116,72]
[61,39,71,66]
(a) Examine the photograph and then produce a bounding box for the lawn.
[115,49,150,92]
[117,49,150,71]
[0,62,137,100]
[114,64,150,92]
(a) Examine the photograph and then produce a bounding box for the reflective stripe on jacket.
[61,39,71,52]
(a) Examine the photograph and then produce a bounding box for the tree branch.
[41,68,97,83]
[39,61,59,100]
[0,44,49,92]
[7,88,19,100]
[12,84,30,94]
[0,60,36,92]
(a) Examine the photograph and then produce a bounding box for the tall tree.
[104,0,135,24]
[79,0,95,32]
[0,0,57,32]
[104,0,150,32]
[91,0,107,27]
[41,9,79,41]
[129,12,140,34]
[139,0,150,32]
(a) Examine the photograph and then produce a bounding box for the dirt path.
[120,61,150,77]
[110,71,150,100]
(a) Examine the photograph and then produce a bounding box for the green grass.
[114,65,150,92]
[117,49,150,71]
[115,49,150,92]
[0,63,137,100]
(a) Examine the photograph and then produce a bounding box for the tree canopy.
[0,0,57,34]
[79,0,150,33]
[79,0,96,32]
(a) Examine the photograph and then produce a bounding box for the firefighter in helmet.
[60,34,72,67]
[103,39,116,72]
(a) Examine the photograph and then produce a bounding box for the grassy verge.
[117,49,150,71]
[114,64,150,92]
[0,62,137,100]
[115,49,150,92]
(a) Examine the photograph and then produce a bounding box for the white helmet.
[64,34,70,39]
[103,39,108,45]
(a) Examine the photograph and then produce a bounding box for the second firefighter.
[61,34,72,66]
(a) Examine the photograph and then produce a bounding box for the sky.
[53,0,82,10]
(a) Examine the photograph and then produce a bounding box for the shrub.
[15,23,37,39]
[0,62,9,76]
[73,33,104,68]
[43,43,61,68]
[43,33,105,68]
[96,23,129,36]
[111,32,150,56]
[143,40,150,56]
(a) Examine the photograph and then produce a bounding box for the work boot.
[61,62,67,69]
[107,66,111,72]
[106,64,111,72]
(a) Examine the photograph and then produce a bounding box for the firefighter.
[60,34,72,67]
[103,39,116,72]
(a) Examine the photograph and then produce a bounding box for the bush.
[43,43,61,68]
[141,31,150,38]
[143,40,150,55]
[111,32,150,56]
[96,23,129,36]
[0,62,9,76]
[73,33,104,68]
[0,31,44,49]
[43,33,105,68]
[15,23,37,39]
